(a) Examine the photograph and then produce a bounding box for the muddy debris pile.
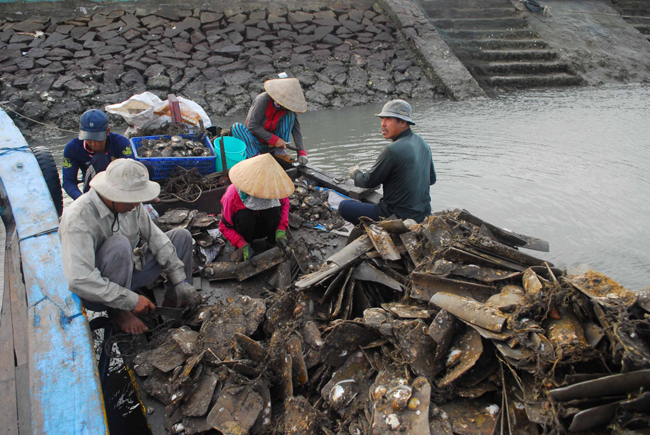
[288,176,347,232]
[134,209,648,434]
[157,168,226,202]
[154,207,224,272]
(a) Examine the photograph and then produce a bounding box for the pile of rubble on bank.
[0,2,441,132]
[127,208,649,434]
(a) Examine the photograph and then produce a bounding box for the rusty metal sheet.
[445,244,527,272]
[422,216,453,249]
[411,273,496,303]
[353,261,403,292]
[382,302,433,319]
[461,320,510,341]
[429,309,455,360]
[451,264,520,283]
[568,270,637,308]
[295,262,342,289]
[149,338,188,373]
[438,328,483,388]
[469,235,550,267]
[568,400,620,433]
[549,369,650,401]
[486,285,526,312]
[236,247,285,281]
[430,292,508,332]
[375,219,411,234]
[182,373,218,417]
[399,232,422,267]
[395,320,442,380]
[440,398,500,435]
[328,234,374,267]
[457,209,550,252]
[364,223,401,261]
[206,384,263,434]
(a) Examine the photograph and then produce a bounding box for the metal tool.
[153,306,187,319]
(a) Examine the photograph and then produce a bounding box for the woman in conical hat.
[230,76,309,168]
[218,154,295,261]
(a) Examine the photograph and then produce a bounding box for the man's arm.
[62,145,83,200]
[60,225,140,310]
[353,147,394,189]
[137,206,187,284]
[430,158,436,185]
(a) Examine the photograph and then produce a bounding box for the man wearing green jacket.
[340,99,436,224]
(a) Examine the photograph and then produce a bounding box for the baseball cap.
[79,109,109,141]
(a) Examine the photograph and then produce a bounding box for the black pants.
[232,206,282,245]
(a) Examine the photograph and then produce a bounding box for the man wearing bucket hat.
[62,109,136,200]
[59,159,201,334]
[218,154,295,261]
[339,99,436,225]
[231,77,309,168]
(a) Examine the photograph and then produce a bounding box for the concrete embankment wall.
[0,0,481,134]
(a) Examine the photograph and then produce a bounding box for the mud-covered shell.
[386,385,412,411]
[328,379,359,410]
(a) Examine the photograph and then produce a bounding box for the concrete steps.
[482,74,584,88]
[608,0,650,41]
[419,0,583,92]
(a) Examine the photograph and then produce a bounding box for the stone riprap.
[0,3,443,130]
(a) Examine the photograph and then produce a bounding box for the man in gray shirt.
[59,159,201,334]
[340,99,436,224]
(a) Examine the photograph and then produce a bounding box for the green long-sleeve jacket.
[353,129,436,223]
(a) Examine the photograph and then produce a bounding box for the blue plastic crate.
[130,134,216,180]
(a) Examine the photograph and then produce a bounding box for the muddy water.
[39,84,649,290]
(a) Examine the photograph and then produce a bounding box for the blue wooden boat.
[0,109,108,434]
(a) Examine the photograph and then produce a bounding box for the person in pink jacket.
[218,154,295,261]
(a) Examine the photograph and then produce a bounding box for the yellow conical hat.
[264,78,308,113]
[229,153,295,199]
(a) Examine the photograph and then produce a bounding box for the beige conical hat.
[264,78,308,113]
[229,154,295,199]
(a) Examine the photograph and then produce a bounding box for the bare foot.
[109,309,148,334]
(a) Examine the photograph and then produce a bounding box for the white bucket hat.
[264,78,308,113]
[90,159,160,203]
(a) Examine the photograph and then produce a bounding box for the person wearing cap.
[62,109,135,200]
[59,159,201,334]
[231,77,309,167]
[218,154,294,261]
[340,99,436,224]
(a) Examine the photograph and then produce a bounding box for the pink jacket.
[219,184,290,248]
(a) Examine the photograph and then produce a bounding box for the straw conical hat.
[229,154,295,199]
[264,78,308,113]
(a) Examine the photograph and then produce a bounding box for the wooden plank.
[15,364,31,435]
[0,225,19,435]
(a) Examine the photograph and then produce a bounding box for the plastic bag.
[105,91,212,133]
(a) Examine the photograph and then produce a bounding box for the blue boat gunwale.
[0,109,108,435]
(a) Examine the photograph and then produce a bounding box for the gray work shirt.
[58,189,186,311]
[354,129,436,222]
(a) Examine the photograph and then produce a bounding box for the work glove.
[298,155,309,166]
[241,244,254,262]
[348,164,360,179]
[173,280,202,309]
[276,230,288,251]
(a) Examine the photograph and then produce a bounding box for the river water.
[41,84,649,290]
